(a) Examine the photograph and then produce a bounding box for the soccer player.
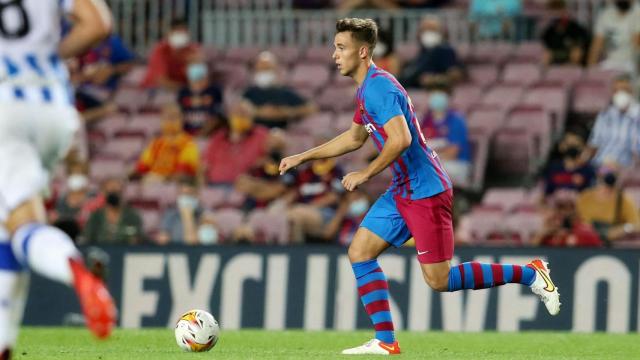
[0,1,116,358]
[279,18,561,355]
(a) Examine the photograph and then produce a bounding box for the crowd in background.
[49,0,640,248]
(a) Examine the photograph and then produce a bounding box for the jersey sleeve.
[365,80,404,127]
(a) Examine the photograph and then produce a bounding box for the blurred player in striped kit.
[0,1,115,358]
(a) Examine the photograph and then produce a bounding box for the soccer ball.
[174,310,220,352]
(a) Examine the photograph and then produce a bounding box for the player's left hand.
[341,171,369,191]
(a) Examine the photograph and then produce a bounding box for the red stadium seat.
[544,65,584,88]
[268,46,301,65]
[302,45,334,65]
[113,87,150,113]
[248,209,289,244]
[482,187,528,212]
[406,89,430,117]
[463,205,507,245]
[140,209,161,234]
[512,42,545,63]
[200,187,229,210]
[291,112,334,135]
[141,182,179,207]
[502,62,542,86]
[573,80,609,115]
[470,42,513,65]
[99,137,145,161]
[467,131,490,191]
[451,84,484,114]
[481,85,525,112]
[468,64,499,87]
[127,113,163,139]
[223,47,262,64]
[466,106,506,135]
[521,85,568,135]
[316,85,356,112]
[288,63,331,90]
[214,208,245,242]
[95,114,128,139]
[395,42,420,63]
[89,159,127,181]
[505,209,544,245]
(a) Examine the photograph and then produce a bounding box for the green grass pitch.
[13,327,640,359]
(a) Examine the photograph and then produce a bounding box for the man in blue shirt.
[279,18,560,355]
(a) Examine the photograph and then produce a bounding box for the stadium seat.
[406,89,430,116]
[572,80,609,115]
[140,209,161,234]
[284,133,314,156]
[481,85,525,112]
[223,47,262,64]
[141,182,179,207]
[395,42,419,63]
[316,86,356,112]
[200,187,229,210]
[89,159,127,181]
[288,63,331,90]
[99,137,145,162]
[148,90,177,110]
[512,42,545,63]
[505,105,553,159]
[470,42,513,65]
[94,114,128,139]
[584,67,624,83]
[127,113,163,139]
[113,87,150,113]
[214,208,245,241]
[123,182,141,202]
[268,45,301,65]
[247,209,289,244]
[466,106,506,135]
[302,45,333,65]
[492,127,534,175]
[291,112,334,135]
[333,111,354,133]
[120,65,148,87]
[451,84,484,114]
[521,85,568,135]
[463,205,507,244]
[505,209,544,245]
[467,131,490,191]
[467,64,499,87]
[544,65,584,88]
[482,187,527,212]
[501,63,542,86]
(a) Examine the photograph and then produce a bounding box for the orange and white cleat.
[70,258,117,339]
[528,259,561,316]
[341,339,401,355]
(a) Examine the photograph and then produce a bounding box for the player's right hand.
[279,155,304,175]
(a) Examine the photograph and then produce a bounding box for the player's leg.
[0,104,116,338]
[342,192,409,355]
[397,189,561,315]
[0,234,29,360]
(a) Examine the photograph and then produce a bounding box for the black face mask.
[564,146,581,159]
[616,0,631,12]
[603,173,618,187]
[269,151,282,162]
[106,192,121,207]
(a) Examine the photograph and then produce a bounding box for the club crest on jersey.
[364,123,376,134]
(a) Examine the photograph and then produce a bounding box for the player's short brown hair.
[336,18,378,56]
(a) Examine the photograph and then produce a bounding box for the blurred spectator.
[532,191,603,247]
[337,0,398,11]
[83,178,144,245]
[142,18,201,90]
[577,167,640,243]
[420,83,472,187]
[156,177,205,245]
[197,212,221,245]
[543,129,596,196]
[373,29,400,76]
[541,0,590,66]
[177,61,224,137]
[234,130,288,210]
[395,0,451,8]
[587,0,640,73]
[51,174,91,241]
[469,0,522,40]
[78,34,136,92]
[322,189,370,245]
[242,51,316,129]
[286,157,344,243]
[293,0,332,8]
[134,103,200,182]
[399,16,461,89]
[586,74,640,168]
[204,100,269,185]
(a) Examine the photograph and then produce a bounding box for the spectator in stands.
[577,166,640,243]
[142,18,201,90]
[321,189,370,246]
[532,190,603,247]
[83,177,145,245]
[541,0,591,66]
[543,129,596,197]
[243,51,316,129]
[469,0,522,40]
[156,177,205,245]
[420,83,472,187]
[177,60,224,137]
[395,0,451,8]
[234,130,288,210]
[134,103,200,183]
[51,173,91,241]
[337,0,398,11]
[587,0,640,73]
[286,151,345,244]
[293,0,332,8]
[586,74,640,168]
[398,15,461,89]
[204,100,270,185]
[373,29,400,76]
[78,34,136,93]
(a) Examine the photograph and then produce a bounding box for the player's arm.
[59,0,113,59]
[342,115,411,191]
[279,123,368,174]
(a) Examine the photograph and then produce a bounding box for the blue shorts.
[360,191,412,248]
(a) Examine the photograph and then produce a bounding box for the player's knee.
[6,196,46,235]
[347,243,375,263]
[423,271,449,292]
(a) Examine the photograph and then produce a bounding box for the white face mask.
[373,43,387,58]
[348,198,370,217]
[421,31,442,48]
[613,90,633,110]
[254,71,276,88]
[198,225,219,245]
[67,174,88,192]
[168,31,190,49]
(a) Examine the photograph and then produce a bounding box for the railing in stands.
[106,0,609,54]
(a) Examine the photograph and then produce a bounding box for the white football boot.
[341,339,401,355]
[528,259,561,316]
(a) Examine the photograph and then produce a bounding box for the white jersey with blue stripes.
[0,0,74,106]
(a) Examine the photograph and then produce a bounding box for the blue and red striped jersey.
[353,64,452,199]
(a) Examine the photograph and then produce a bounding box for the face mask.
[198,225,219,245]
[348,198,370,217]
[106,192,121,207]
[373,43,387,58]
[229,115,253,134]
[613,90,633,110]
[428,91,449,112]
[254,71,276,88]
[67,174,88,191]
[603,173,617,187]
[421,31,442,48]
[615,0,631,12]
[168,31,190,49]
[564,146,581,159]
[177,194,198,209]
[187,63,208,82]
